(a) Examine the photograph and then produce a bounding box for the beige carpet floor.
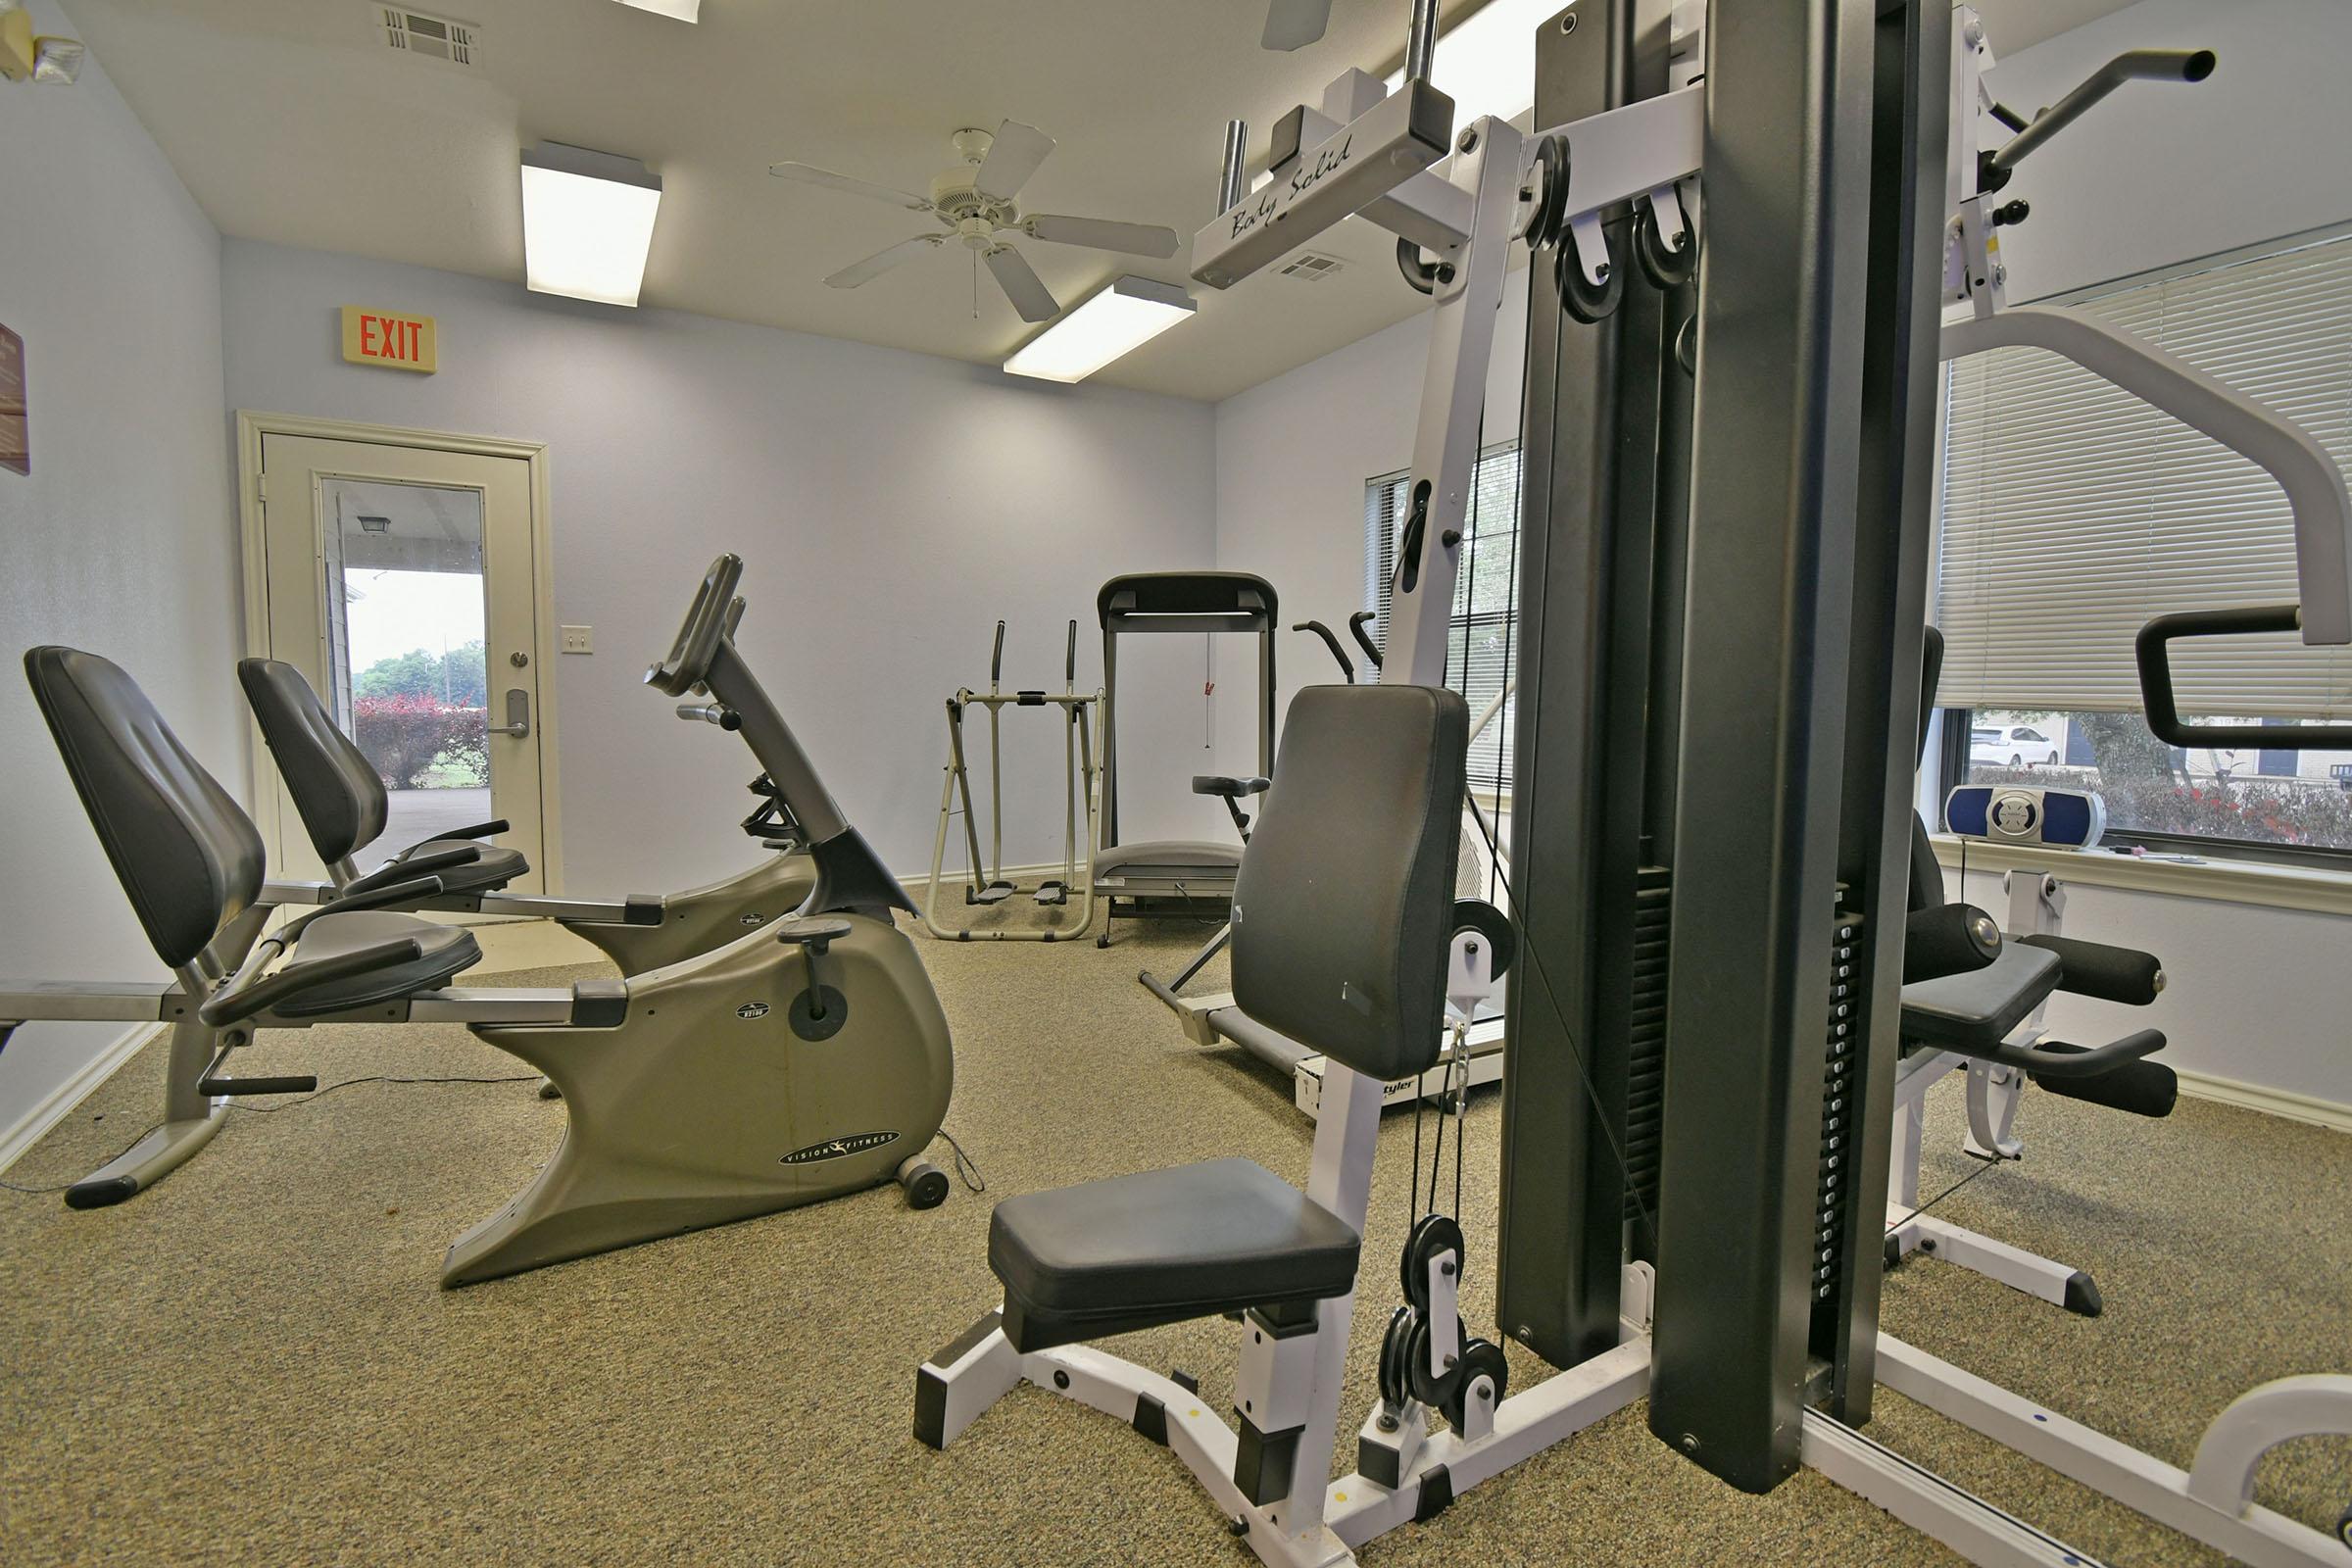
[1,907,2346,1566]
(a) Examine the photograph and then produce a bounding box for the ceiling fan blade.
[1022,214,1181,260]
[975,120,1056,201]
[984,246,1059,322]
[1261,0,1333,51]
[768,162,935,213]
[824,234,944,289]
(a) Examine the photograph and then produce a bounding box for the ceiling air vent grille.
[1279,252,1346,283]
[381,7,477,67]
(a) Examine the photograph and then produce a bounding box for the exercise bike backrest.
[26,646,268,970]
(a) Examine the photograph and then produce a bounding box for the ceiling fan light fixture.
[519,141,662,307]
[612,0,700,21]
[1004,275,1196,384]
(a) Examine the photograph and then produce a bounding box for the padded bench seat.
[1900,940,2062,1053]
[989,1157,1360,1352]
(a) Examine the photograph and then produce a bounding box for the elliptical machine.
[3,555,956,1285]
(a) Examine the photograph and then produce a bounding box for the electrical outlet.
[561,625,594,654]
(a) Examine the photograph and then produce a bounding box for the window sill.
[1929,834,2352,916]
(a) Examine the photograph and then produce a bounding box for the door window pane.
[322,478,489,865]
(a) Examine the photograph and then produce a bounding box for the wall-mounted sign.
[340,307,437,373]
[0,323,26,476]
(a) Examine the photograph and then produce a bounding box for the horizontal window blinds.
[1364,444,1523,790]
[1937,233,2352,717]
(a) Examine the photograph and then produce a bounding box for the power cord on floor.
[933,1128,988,1194]
[0,1074,545,1196]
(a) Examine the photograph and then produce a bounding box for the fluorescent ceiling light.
[613,0,700,20]
[1384,0,1554,124]
[1004,276,1197,383]
[519,142,662,307]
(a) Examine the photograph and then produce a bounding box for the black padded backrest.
[1229,684,1468,1081]
[26,647,266,968]
[237,659,387,863]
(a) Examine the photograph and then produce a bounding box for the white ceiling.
[66,0,2138,403]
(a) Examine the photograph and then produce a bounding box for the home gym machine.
[923,1,2352,1562]
[1,555,956,1284]
[239,655,820,977]
[919,2,1690,1559]
[1623,4,2352,1564]
[1092,571,1278,946]
[919,619,1102,942]
[1140,612,1514,1118]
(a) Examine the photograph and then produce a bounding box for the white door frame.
[234,410,565,892]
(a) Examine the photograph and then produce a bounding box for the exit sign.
[340,307,437,373]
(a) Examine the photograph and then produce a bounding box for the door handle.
[488,686,531,739]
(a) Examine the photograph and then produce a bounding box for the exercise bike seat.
[270,909,483,1017]
[1900,940,2061,1054]
[238,659,528,895]
[1191,774,1270,799]
[989,1157,1360,1352]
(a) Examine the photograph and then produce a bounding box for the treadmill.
[1092,571,1276,946]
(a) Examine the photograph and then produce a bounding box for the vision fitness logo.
[780,1131,898,1165]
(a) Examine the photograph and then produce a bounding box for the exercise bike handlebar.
[1294,620,1356,682]
[676,702,743,731]
[646,554,744,697]
[197,933,432,1028]
[1987,49,2215,175]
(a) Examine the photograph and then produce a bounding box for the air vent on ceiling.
[1279,252,1346,283]
[380,6,477,67]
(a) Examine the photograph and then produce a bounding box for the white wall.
[0,2,240,1151]
[219,240,1223,893]
[1984,0,2352,303]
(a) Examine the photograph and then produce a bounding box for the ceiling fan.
[769,121,1181,323]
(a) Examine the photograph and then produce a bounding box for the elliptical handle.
[991,620,1006,691]
[1293,619,1356,683]
[1348,610,1384,671]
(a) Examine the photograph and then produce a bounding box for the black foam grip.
[2032,1051,2179,1118]
[2018,934,2164,1005]
[1905,903,2001,984]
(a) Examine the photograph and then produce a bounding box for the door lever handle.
[489,686,531,739]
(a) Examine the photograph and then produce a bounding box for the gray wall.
[219,240,1225,895]
[0,1,240,1153]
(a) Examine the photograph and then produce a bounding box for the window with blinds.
[1364,443,1524,793]
[1937,228,2352,858]
[1938,231,2352,717]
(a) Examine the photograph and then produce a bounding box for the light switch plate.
[561,625,594,654]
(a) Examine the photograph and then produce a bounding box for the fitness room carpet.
[1,905,2345,1566]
